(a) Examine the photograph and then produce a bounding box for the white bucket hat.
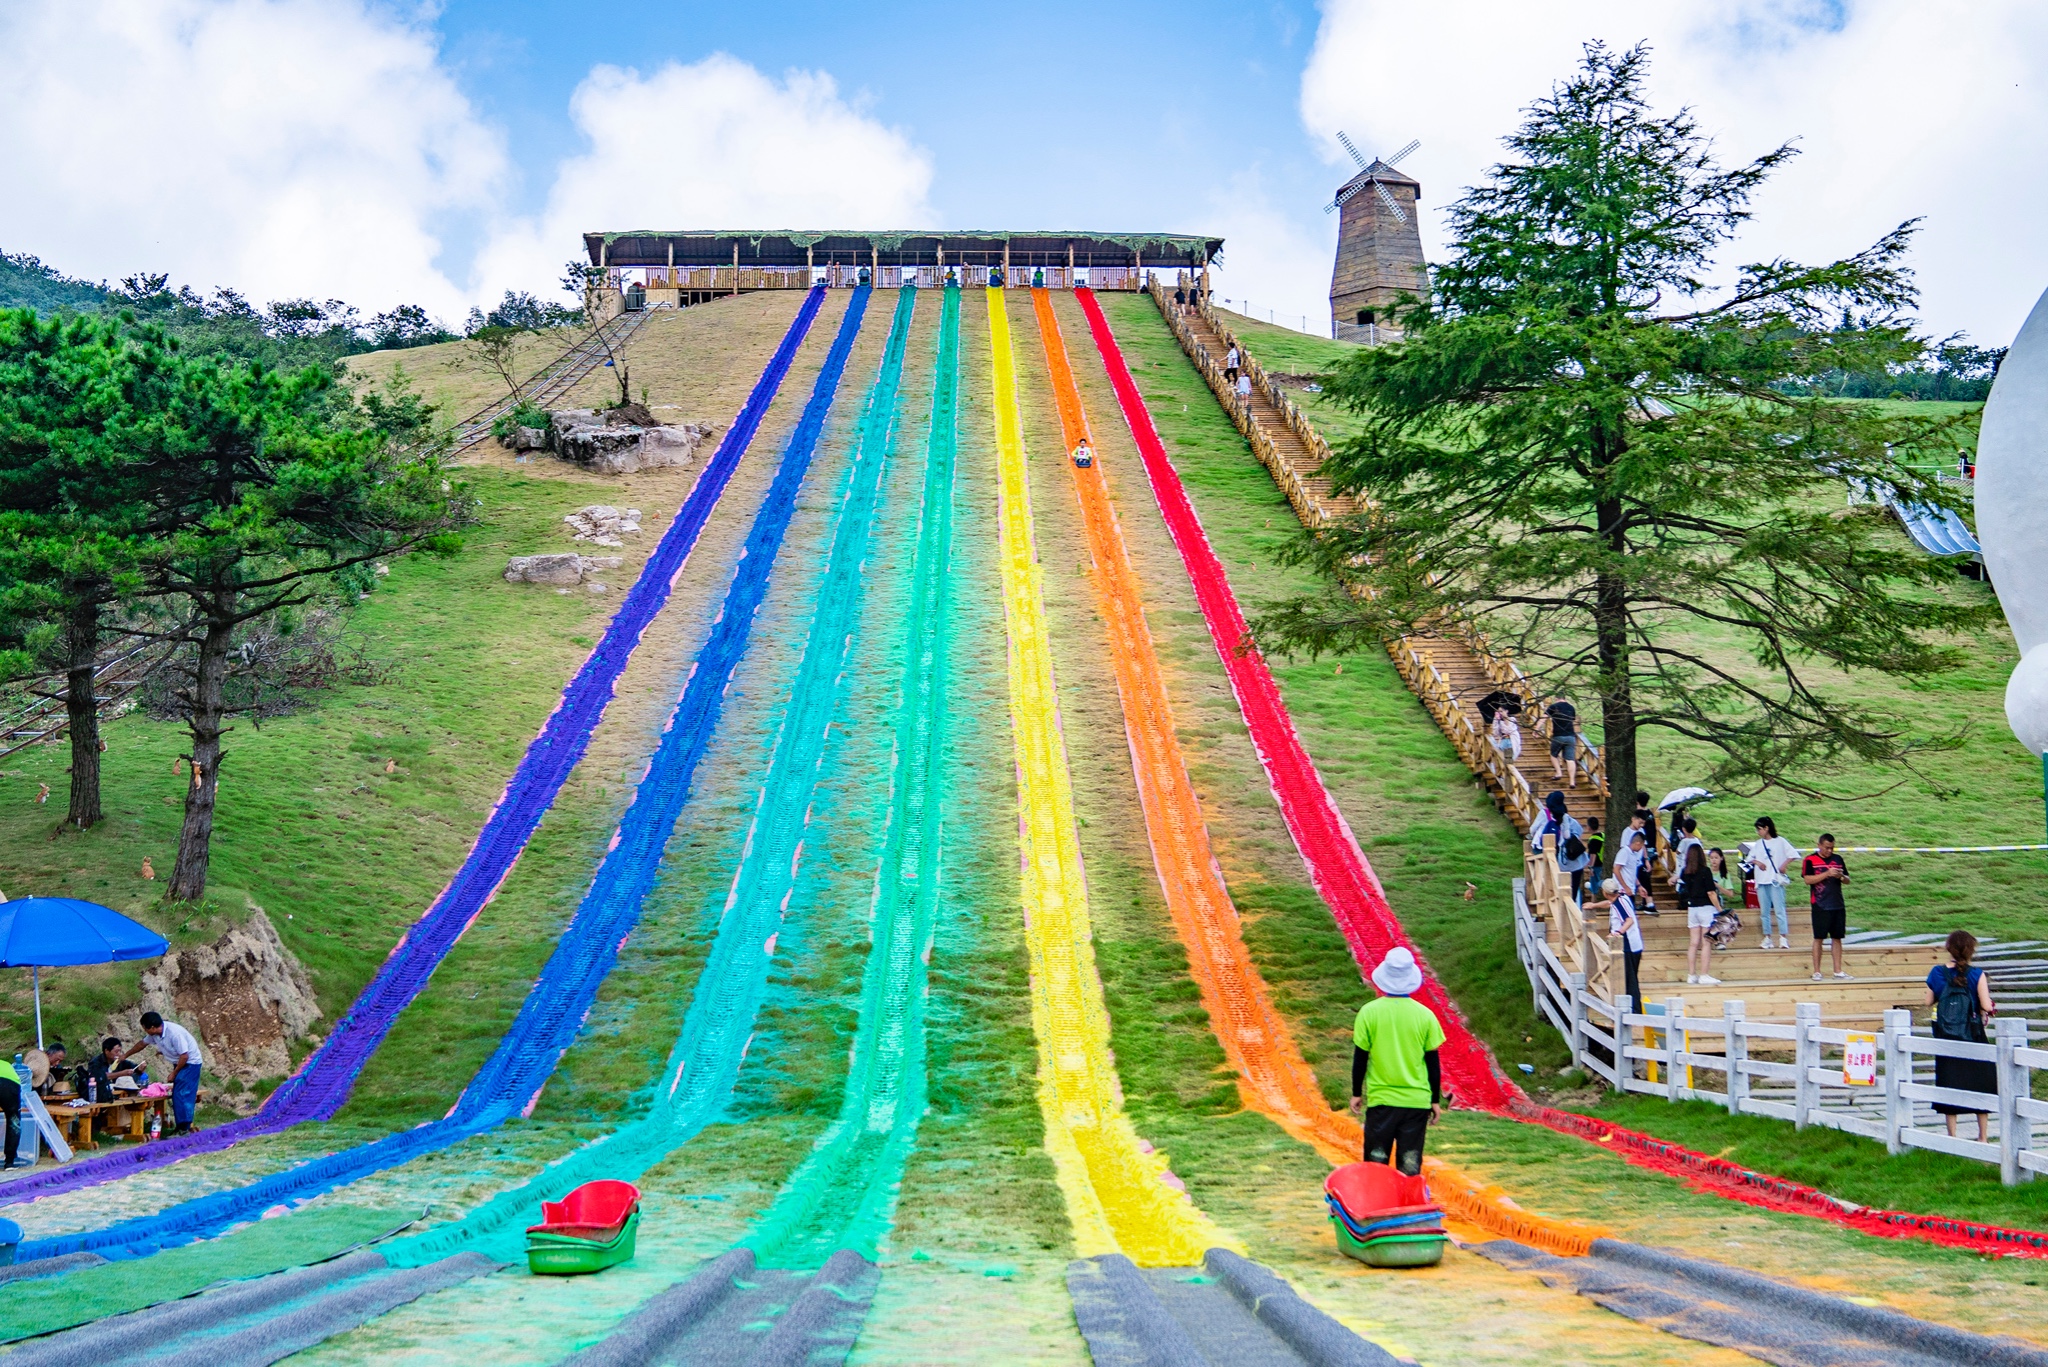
[1371,946,1423,997]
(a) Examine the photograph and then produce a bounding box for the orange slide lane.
[1029,288,1354,1162]
[1031,290,1601,1255]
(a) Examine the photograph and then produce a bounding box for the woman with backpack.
[1925,930,1997,1142]
[1677,843,1724,985]
[1531,790,1589,902]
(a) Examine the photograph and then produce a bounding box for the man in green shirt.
[0,1054,22,1169]
[1348,947,1446,1174]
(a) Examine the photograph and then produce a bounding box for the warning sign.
[1842,1033,1878,1086]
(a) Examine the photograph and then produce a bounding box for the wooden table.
[43,1095,165,1149]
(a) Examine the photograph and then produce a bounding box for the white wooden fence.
[1513,877,2044,1185]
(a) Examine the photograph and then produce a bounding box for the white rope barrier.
[1836,843,2048,854]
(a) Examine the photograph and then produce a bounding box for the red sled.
[1325,1162,1435,1223]
[527,1179,642,1243]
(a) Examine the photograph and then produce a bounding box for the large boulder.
[504,553,624,588]
[547,408,715,476]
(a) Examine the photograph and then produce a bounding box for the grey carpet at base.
[0,1253,107,1286]
[1067,1248,1406,1367]
[0,1250,501,1366]
[1473,1237,2048,1367]
[558,1246,879,1366]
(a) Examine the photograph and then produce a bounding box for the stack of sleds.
[1324,1163,1446,1268]
[526,1179,642,1275]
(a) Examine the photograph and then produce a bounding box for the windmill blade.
[1373,179,1409,224]
[1385,138,1420,166]
[1324,179,1368,214]
[1335,130,1370,170]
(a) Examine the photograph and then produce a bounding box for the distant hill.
[1,250,111,313]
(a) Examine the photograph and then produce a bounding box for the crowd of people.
[1,1010,206,1170]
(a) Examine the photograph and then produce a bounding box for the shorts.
[1363,1104,1432,1175]
[1686,905,1717,930]
[1811,903,1847,940]
[1549,734,1577,759]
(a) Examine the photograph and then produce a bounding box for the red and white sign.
[1842,1034,1878,1087]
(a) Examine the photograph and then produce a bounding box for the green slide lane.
[747,282,960,1268]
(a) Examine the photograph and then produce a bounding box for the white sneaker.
[1833,971,1854,980]
[1811,972,1824,982]
[1777,937,1792,950]
[1685,974,1698,984]
[1698,975,1722,986]
[1759,939,1772,950]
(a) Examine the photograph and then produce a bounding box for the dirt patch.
[106,906,318,1093]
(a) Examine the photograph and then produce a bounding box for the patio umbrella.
[0,897,169,1050]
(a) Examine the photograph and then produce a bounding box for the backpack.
[1932,966,1984,1042]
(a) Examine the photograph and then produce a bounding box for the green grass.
[0,471,622,1106]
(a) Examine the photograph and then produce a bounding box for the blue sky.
[2,1,2043,341]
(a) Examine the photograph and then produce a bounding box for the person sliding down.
[1072,440,1094,468]
[1349,947,1445,1175]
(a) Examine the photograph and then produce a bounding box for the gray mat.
[0,1253,108,1286]
[1474,1237,2048,1367]
[3,1250,390,1366]
[742,1249,878,1367]
[560,1247,877,1367]
[147,1252,502,1367]
[1066,1251,1405,1367]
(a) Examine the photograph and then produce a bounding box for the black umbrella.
[1477,690,1524,724]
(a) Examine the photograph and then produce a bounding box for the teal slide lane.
[389,285,922,1269]
[745,281,960,1269]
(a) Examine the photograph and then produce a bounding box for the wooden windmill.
[1325,133,1425,343]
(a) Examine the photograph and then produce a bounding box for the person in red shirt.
[1802,833,1852,980]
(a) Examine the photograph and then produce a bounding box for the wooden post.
[1723,1000,1746,1116]
[1881,1007,1910,1155]
[1793,1002,1821,1130]
[807,243,814,278]
[1067,241,1074,288]
[599,237,607,269]
[1664,998,1685,1103]
[872,245,879,285]
[732,240,740,297]
[1002,240,1010,287]
[1612,994,1632,1092]
[1996,1016,2032,1185]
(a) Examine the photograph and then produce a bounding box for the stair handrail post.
[1663,997,1686,1102]
[1723,999,1747,1116]
[1881,1007,1911,1155]
[1568,970,1588,1065]
[1996,1015,2032,1185]
[1793,1001,1822,1130]
[1612,993,1633,1092]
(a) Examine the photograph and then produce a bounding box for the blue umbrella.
[0,897,169,1050]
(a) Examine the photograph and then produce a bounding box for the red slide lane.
[1074,288,2048,1261]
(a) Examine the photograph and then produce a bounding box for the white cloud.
[1199,173,1337,336]
[1298,0,2048,343]
[0,0,505,320]
[473,55,936,305]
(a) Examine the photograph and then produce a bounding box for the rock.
[563,505,643,544]
[547,407,715,476]
[105,908,319,1096]
[513,425,548,451]
[504,552,587,586]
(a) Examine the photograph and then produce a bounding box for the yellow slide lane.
[984,287,1234,1267]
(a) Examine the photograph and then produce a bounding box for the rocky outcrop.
[563,505,642,547]
[547,409,713,476]
[504,552,623,591]
[105,908,318,1096]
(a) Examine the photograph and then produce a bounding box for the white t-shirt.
[1225,347,1240,367]
[1745,836,1800,886]
[1608,894,1643,952]
[1235,374,1252,397]
[1614,847,1646,892]
[148,1022,203,1070]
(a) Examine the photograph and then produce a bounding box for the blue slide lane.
[4,287,830,1209]
[380,285,922,1272]
[19,287,872,1264]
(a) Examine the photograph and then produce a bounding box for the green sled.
[1332,1218,1445,1269]
[526,1209,641,1276]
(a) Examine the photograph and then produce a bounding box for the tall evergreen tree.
[1260,44,1993,833]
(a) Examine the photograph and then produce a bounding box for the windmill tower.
[1325,134,1425,343]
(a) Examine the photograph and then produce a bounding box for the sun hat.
[112,1075,141,1093]
[1371,947,1423,997]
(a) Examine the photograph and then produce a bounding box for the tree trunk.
[1594,561,1636,840]
[62,596,103,829]
[168,592,233,902]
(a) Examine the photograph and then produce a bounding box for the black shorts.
[1811,903,1846,940]
[1363,1104,1432,1175]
